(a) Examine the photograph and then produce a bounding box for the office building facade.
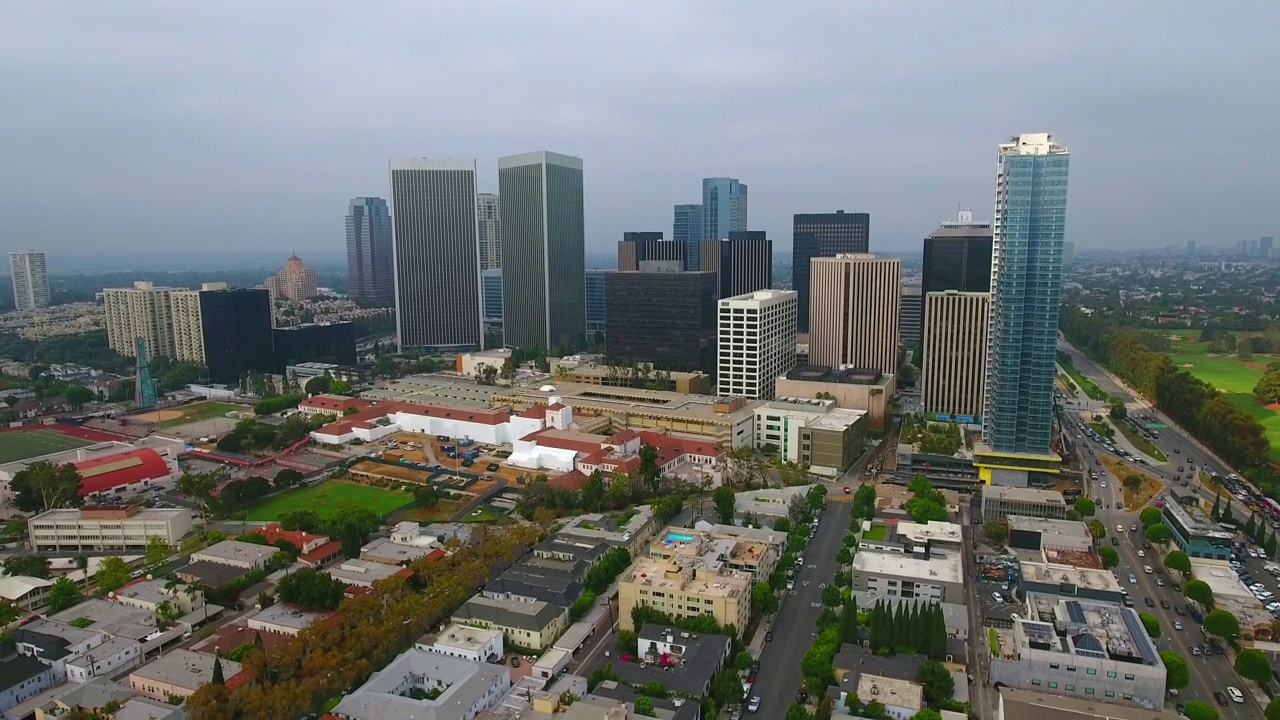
[699,231,772,300]
[792,211,870,333]
[345,197,394,302]
[674,203,704,271]
[717,290,797,400]
[499,151,586,350]
[482,268,504,335]
[199,288,275,384]
[103,282,185,360]
[808,254,901,377]
[605,271,717,374]
[264,254,318,303]
[618,232,683,271]
[922,291,989,422]
[982,133,1070,463]
[389,158,483,350]
[585,270,607,341]
[900,283,922,345]
[702,177,748,242]
[477,193,502,271]
[922,212,993,297]
[9,251,50,311]
[273,322,356,373]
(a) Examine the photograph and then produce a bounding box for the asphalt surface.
[751,498,854,717]
[1061,340,1260,717]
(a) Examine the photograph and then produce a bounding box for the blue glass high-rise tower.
[701,178,747,243]
[674,203,703,271]
[979,133,1069,484]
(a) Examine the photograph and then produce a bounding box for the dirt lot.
[383,431,529,487]
[349,460,433,485]
[1101,455,1163,510]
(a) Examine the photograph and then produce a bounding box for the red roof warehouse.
[75,448,174,496]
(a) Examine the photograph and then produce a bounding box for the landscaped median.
[1058,353,1109,401]
[1115,421,1168,462]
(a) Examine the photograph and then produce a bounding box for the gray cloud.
[1,0,1276,260]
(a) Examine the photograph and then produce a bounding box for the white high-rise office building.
[9,251,50,311]
[717,289,797,400]
[103,281,186,359]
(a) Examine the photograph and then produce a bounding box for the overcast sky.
[2,1,1277,261]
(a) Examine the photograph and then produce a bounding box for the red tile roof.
[519,428,604,454]
[547,402,567,411]
[313,400,514,437]
[605,430,638,444]
[549,469,590,491]
[225,668,256,691]
[75,448,172,495]
[300,540,343,565]
[300,395,372,414]
[518,404,547,419]
[256,522,329,550]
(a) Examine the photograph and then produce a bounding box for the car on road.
[1160,599,1170,609]
[1111,537,1119,546]
[1128,574,1137,584]
[1137,550,1146,558]
[1193,647,1203,656]
[748,696,761,713]
[1174,620,1183,630]
[1174,605,1184,615]
[1130,524,1138,531]
[786,580,795,590]
[764,631,773,642]
[1227,686,1245,704]
[843,486,851,494]
[1100,481,1107,488]
[1156,578,1165,586]
[1144,597,1155,607]
[1116,524,1124,533]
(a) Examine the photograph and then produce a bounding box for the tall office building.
[922,291,989,421]
[717,290,797,400]
[499,151,585,350]
[605,270,718,374]
[346,197,394,302]
[481,269,504,336]
[389,158,483,350]
[618,232,683,271]
[792,211,870,333]
[1063,241,1076,264]
[103,281,186,359]
[808,254,901,377]
[9,251,50,311]
[198,288,275,384]
[264,255,318,303]
[674,204,704,271]
[478,193,502,271]
[702,178,748,242]
[699,231,772,300]
[273,322,357,373]
[1262,236,1275,258]
[171,282,225,365]
[980,133,1070,484]
[585,270,607,341]
[922,212,993,297]
[900,284,922,346]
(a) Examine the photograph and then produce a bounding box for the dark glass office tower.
[199,288,274,384]
[922,212,993,298]
[699,231,772,300]
[673,204,703,271]
[273,322,356,373]
[604,270,718,374]
[346,197,393,302]
[792,211,870,333]
[618,232,683,271]
[499,151,586,350]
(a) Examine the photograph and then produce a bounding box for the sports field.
[0,429,93,464]
[1162,329,1280,461]
[132,401,244,429]
[242,479,412,521]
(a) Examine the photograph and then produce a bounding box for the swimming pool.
[666,533,695,543]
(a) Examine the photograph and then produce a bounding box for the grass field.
[1159,329,1280,461]
[1058,355,1109,400]
[243,479,412,521]
[0,430,92,464]
[158,401,244,429]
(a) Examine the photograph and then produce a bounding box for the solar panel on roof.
[1065,600,1087,625]
[1073,632,1106,658]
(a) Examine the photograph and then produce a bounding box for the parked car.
[748,697,761,713]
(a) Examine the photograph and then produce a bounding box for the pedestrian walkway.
[826,495,853,503]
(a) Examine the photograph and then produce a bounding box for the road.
[1062,341,1260,716]
[751,498,854,717]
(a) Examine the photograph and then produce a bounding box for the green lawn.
[158,401,245,428]
[863,524,889,542]
[0,430,92,464]
[1058,356,1108,400]
[1115,421,1168,462]
[243,480,412,520]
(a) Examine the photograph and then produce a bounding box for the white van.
[992,592,1004,604]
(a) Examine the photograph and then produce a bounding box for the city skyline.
[2,4,1275,261]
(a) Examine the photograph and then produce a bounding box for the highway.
[1061,340,1260,717]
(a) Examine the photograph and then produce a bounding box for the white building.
[326,559,412,590]
[103,281,186,359]
[309,400,544,447]
[190,540,276,570]
[247,604,330,637]
[331,649,511,720]
[359,521,441,565]
[415,623,504,664]
[751,397,868,476]
[28,506,193,554]
[717,289,797,400]
[64,636,141,684]
[9,251,50,311]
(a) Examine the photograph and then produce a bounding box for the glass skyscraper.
[673,203,703,271]
[346,198,394,302]
[701,178,747,243]
[982,133,1070,460]
[585,269,607,341]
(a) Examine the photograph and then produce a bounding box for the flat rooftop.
[784,364,887,386]
[983,486,1067,505]
[559,506,655,544]
[623,557,751,599]
[852,550,963,586]
[1189,559,1256,599]
[1020,562,1121,592]
[130,648,243,691]
[326,559,410,587]
[894,520,964,545]
[192,540,275,565]
[332,649,508,720]
[857,673,923,712]
[1009,516,1092,540]
[808,407,867,430]
[1165,500,1233,539]
[997,687,1184,720]
[30,507,190,523]
[1010,600,1159,666]
[248,603,329,632]
[421,623,503,654]
[495,382,764,424]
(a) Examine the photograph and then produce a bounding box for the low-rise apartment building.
[557,506,660,556]
[649,523,785,582]
[617,556,752,634]
[850,548,965,604]
[190,540,276,570]
[129,649,245,702]
[331,649,510,720]
[452,595,568,651]
[65,636,141,683]
[28,506,192,553]
[414,623,504,665]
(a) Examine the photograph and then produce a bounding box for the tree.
[634,696,655,717]
[1161,651,1190,690]
[821,584,842,607]
[9,461,83,513]
[1138,612,1162,638]
[278,510,321,533]
[144,535,171,572]
[277,567,346,610]
[1099,546,1120,569]
[1087,519,1107,540]
[1245,513,1260,541]
[1269,529,1280,561]
[329,379,352,395]
[915,659,955,704]
[1181,701,1220,720]
[1202,609,1240,639]
[1211,493,1222,521]
[712,486,736,525]
[325,504,381,558]
[3,554,50,579]
[751,582,779,616]
[852,483,877,519]
[911,711,943,720]
[983,519,1009,546]
[785,706,814,720]
[273,468,305,489]
[1074,497,1096,517]
[1165,550,1192,574]
[580,471,605,512]
[212,654,226,685]
[1235,648,1273,685]
[638,443,660,493]
[836,547,852,565]
[176,470,219,521]
[304,375,331,395]
[94,556,130,593]
[1108,397,1127,421]
[1123,474,1144,494]
[1139,506,1162,527]
[1266,698,1280,720]
[904,497,947,523]
[1184,580,1213,607]
[46,577,84,613]
[1146,523,1171,545]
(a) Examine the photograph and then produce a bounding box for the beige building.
[265,254,318,302]
[103,281,186,359]
[753,398,868,477]
[451,595,568,651]
[617,556,752,633]
[921,290,989,421]
[29,506,193,553]
[129,649,243,702]
[169,282,228,364]
[774,365,895,431]
[808,254,901,376]
[477,193,501,271]
[550,356,712,395]
[650,524,785,582]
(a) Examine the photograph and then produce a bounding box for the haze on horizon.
[2,1,1276,260]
